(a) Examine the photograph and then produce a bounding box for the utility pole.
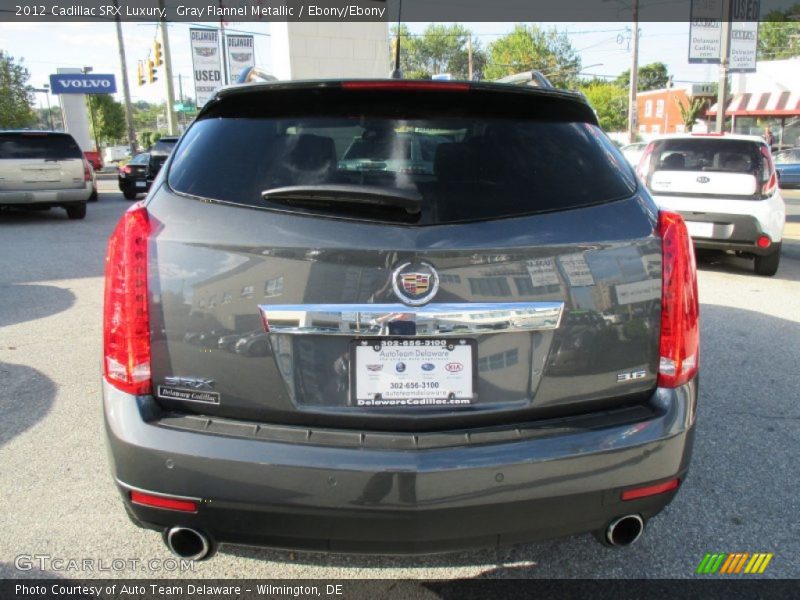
[716,0,732,133]
[114,0,137,156]
[467,34,473,80]
[627,0,640,144]
[158,0,178,135]
[219,0,230,85]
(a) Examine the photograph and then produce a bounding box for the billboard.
[49,73,117,94]
[688,0,724,64]
[190,28,223,108]
[226,34,256,83]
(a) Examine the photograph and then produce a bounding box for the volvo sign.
[49,73,117,94]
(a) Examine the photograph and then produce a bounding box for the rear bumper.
[0,185,92,205]
[104,379,697,554]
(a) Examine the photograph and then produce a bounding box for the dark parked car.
[103,80,699,560]
[775,148,800,189]
[118,153,150,200]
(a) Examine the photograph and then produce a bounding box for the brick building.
[636,83,716,138]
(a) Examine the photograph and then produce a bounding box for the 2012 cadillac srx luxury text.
[103,80,699,560]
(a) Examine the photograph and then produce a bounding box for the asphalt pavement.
[1,182,798,580]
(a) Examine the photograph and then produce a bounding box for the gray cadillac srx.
[103,80,699,559]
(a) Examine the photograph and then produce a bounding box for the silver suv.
[0,131,93,219]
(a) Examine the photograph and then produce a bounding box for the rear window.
[651,138,762,174]
[168,89,636,225]
[151,138,177,155]
[0,133,83,160]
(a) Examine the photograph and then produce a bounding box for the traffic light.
[137,61,145,86]
[153,41,163,66]
[147,59,158,83]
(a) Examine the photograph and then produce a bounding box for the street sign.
[49,73,117,94]
[172,103,197,114]
[688,0,724,64]
[729,0,760,73]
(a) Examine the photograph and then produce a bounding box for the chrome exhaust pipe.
[165,526,211,560]
[605,514,644,547]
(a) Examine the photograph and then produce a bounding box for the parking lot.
[1,177,799,580]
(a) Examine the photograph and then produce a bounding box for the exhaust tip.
[605,514,644,547]
[165,526,211,560]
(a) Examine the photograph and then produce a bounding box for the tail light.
[83,159,92,182]
[759,145,777,197]
[121,165,132,174]
[657,211,699,388]
[103,203,152,395]
[636,142,655,181]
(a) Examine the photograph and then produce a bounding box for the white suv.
[638,133,785,276]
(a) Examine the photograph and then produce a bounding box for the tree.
[0,51,35,128]
[758,6,800,60]
[579,82,628,132]
[87,95,126,144]
[390,24,486,80]
[615,62,670,91]
[484,24,581,88]
[675,97,707,132]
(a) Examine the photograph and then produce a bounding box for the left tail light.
[103,203,152,395]
[635,142,655,182]
[657,211,699,388]
[83,160,92,181]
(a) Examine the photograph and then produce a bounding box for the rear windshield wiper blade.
[262,185,422,215]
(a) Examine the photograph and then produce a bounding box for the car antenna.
[390,0,403,79]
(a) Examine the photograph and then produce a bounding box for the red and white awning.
[706,91,800,117]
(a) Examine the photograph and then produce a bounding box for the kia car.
[0,130,93,219]
[103,80,699,560]
[637,133,785,276]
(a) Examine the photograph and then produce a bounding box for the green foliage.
[758,6,800,60]
[391,24,486,80]
[675,97,706,132]
[87,94,126,144]
[0,51,35,128]
[579,82,628,132]
[615,62,670,92]
[140,131,153,149]
[152,132,162,143]
[484,24,581,88]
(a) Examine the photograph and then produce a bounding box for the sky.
[0,20,722,109]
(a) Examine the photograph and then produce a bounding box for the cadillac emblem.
[392,261,439,306]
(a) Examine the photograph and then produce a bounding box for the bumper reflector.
[756,235,771,249]
[621,478,680,501]
[130,491,198,512]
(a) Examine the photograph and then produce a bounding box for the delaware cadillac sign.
[48,73,117,94]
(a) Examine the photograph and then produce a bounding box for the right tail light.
[657,211,699,388]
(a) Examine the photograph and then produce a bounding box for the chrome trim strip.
[259,302,564,336]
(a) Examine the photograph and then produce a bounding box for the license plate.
[351,339,476,408]
[135,180,147,188]
[685,221,714,238]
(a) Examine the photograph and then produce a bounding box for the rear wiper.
[262,185,421,216]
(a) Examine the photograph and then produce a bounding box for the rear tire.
[122,187,138,200]
[65,203,86,220]
[754,244,781,276]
